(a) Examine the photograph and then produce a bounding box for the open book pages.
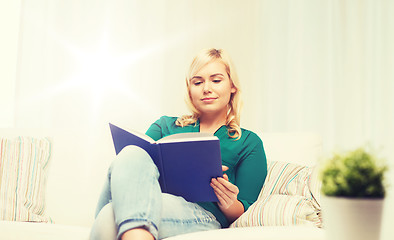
[157,132,217,143]
[109,123,216,144]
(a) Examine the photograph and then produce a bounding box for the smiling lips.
[201,97,217,103]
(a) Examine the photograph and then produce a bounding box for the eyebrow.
[191,73,224,80]
[191,76,203,80]
[210,73,224,78]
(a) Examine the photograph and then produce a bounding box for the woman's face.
[189,60,236,117]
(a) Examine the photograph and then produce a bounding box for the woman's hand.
[210,166,239,209]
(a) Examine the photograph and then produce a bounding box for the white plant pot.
[322,196,384,240]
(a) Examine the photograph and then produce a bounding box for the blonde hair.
[176,48,243,139]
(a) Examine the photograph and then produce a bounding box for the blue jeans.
[89,145,221,240]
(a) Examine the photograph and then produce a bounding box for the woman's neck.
[199,112,227,134]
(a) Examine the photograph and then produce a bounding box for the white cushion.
[0,221,89,240]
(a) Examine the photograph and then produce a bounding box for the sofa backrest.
[259,132,322,167]
[0,127,114,227]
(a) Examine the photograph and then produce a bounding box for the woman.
[90,48,267,240]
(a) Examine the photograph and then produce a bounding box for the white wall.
[14,0,265,133]
[0,0,21,127]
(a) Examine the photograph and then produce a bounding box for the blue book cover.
[109,123,223,202]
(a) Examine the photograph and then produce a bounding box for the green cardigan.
[145,116,267,227]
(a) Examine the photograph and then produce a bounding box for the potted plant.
[320,147,388,240]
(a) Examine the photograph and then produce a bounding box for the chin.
[197,107,226,116]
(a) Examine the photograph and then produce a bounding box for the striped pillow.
[230,161,322,228]
[259,161,312,198]
[0,137,52,222]
[230,194,317,227]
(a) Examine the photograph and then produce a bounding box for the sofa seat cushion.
[165,226,325,240]
[0,221,90,240]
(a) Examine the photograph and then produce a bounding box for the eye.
[193,81,203,86]
[212,79,222,83]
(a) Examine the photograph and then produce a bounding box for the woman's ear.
[231,86,237,94]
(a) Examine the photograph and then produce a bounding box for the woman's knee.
[89,203,117,240]
[112,145,155,171]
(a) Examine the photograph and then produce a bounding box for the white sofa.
[0,127,325,240]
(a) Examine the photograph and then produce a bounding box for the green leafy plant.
[320,147,388,198]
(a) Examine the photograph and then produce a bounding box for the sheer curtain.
[13,0,258,130]
[12,0,393,152]
[253,0,394,154]
[4,0,394,237]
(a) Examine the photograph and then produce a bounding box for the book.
[109,123,223,202]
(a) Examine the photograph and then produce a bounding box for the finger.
[215,191,230,208]
[216,178,239,194]
[211,179,232,199]
[222,165,229,172]
[211,181,232,206]
[212,178,237,197]
[211,178,238,207]
[223,173,229,181]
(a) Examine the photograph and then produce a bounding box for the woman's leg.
[90,195,221,240]
[90,203,117,240]
[157,193,221,239]
[91,145,162,240]
[90,145,221,240]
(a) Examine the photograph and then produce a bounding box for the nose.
[203,81,212,93]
